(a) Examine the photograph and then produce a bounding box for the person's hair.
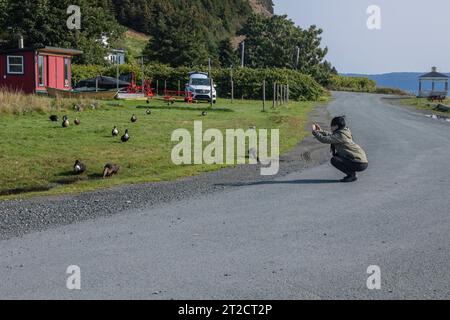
[331,116,346,131]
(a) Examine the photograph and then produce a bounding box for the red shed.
[0,46,83,94]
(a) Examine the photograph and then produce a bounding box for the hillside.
[114,0,275,60]
[112,0,273,41]
[249,0,274,16]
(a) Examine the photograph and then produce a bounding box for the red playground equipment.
[125,73,154,97]
[163,90,193,104]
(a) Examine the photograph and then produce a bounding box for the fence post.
[287,84,289,104]
[164,80,167,95]
[278,83,282,106]
[156,80,159,96]
[273,82,276,108]
[231,80,234,104]
[262,80,266,112]
[281,84,285,105]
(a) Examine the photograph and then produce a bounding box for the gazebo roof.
[420,67,448,79]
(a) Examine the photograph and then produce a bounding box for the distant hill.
[342,72,450,94]
[112,0,274,40]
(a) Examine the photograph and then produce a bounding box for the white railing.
[418,90,447,98]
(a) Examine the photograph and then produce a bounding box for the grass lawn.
[0,97,327,200]
[399,97,450,116]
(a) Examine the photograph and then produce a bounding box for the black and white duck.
[73,160,86,174]
[112,126,119,137]
[121,129,130,143]
[62,115,70,128]
[131,114,138,123]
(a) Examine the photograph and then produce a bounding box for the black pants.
[331,156,368,176]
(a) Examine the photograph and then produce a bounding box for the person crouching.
[312,116,368,183]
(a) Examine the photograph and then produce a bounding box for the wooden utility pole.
[116,59,119,92]
[156,80,159,96]
[209,58,213,108]
[141,56,145,93]
[230,65,234,103]
[240,41,245,68]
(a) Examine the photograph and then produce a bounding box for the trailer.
[116,73,154,100]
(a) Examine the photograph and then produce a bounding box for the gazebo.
[418,66,448,99]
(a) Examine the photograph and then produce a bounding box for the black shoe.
[340,175,358,183]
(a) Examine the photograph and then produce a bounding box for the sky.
[274,0,450,74]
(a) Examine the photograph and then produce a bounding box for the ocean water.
[342,72,450,95]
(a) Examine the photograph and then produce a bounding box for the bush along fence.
[72,64,325,101]
[328,75,377,93]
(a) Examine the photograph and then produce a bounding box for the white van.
[185,72,217,103]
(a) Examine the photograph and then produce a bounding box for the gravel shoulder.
[0,103,331,241]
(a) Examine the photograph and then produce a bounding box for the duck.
[146,108,152,115]
[74,118,81,126]
[121,129,130,143]
[62,115,70,128]
[248,147,260,164]
[50,115,59,122]
[146,98,151,104]
[201,111,208,117]
[73,104,83,112]
[112,126,119,137]
[103,164,120,179]
[73,160,86,174]
[131,114,138,123]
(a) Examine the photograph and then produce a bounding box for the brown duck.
[103,164,120,179]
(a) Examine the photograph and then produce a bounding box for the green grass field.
[399,97,450,116]
[0,97,326,199]
[123,29,150,59]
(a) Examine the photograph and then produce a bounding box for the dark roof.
[75,76,130,89]
[0,46,83,56]
[420,71,449,79]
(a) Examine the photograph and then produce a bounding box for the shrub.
[72,63,325,101]
[374,87,410,95]
[328,75,376,93]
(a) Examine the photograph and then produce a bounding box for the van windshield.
[191,78,211,86]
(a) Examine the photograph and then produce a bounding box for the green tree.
[218,38,239,67]
[143,3,211,67]
[1,0,125,64]
[239,14,333,84]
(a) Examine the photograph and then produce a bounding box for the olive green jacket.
[313,128,368,163]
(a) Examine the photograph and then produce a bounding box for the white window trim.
[38,55,45,86]
[64,58,70,87]
[7,55,24,75]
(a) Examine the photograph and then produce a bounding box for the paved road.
[1,92,449,300]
